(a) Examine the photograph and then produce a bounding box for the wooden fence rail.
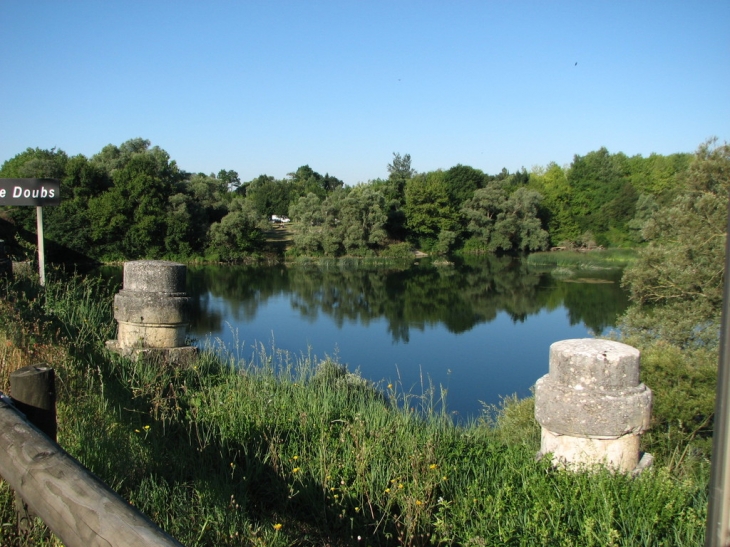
[0,392,184,547]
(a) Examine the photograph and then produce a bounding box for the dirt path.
[264,223,295,254]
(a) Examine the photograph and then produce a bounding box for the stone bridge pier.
[534,338,653,473]
[106,260,196,364]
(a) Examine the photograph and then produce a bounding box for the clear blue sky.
[1,1,728,185]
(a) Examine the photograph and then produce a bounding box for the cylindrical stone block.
[540,429,640,472]
[116,322,188,349]
[114,291,190,324]
[547,338,641,391]
[534,339,652,472]
[111,261,190,350]
[122,261,186,294]
[534,376,652,438]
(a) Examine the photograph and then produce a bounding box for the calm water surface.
[180,256,629,420]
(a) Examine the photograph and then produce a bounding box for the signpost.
[0,179,61,286]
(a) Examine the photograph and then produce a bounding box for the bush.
[379,242,414,258]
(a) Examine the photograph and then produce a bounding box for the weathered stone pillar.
[106,260,196,364]
[534,339,653,473]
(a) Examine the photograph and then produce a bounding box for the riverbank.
[526,248,637,271]
[0,271,710,546]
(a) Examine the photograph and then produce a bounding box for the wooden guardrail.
[0,366,184,547]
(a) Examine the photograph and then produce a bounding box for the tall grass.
[527,249,637,272]
[0,271,709,546]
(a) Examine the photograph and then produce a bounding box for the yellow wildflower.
[273,523,283,531]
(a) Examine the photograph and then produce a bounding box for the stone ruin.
[534,338,653,473]
[106,260,196,364]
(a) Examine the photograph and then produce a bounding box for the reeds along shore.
[0,271,710,546]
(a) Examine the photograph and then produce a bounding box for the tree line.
[0,137,695,262]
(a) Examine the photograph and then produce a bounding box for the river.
[174,255,629,420]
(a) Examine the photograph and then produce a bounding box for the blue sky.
[1,1,728,185]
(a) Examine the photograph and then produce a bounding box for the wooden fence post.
[10,364,56,441]
[10,364,57,535]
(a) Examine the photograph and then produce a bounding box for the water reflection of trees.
[185,257,628,343]
[557,277,629,334]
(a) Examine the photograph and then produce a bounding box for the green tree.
[0,147,95,260]
[91,138,154,174]
[207,198,267,260]
[404,171,459,250]
[288,165,343,200]
[567,147,633,245]
[387,152,414,187]
[185,173,230,225]
[165,191,209,257]
[289,186,388,256]
[217,169,241,190]
[87,140,181,259]
[626,193,659,243]
[461,182,508,248]
[462,183,548,252]
[627,152,691,197]
[620,139,730,348]
[246,175,292,218]
[383,153,414,241]
[46,155,111,258]
[0,147,68,179]
[289,193,329,255]
[529,162,580,245]
[500,187,550,252]
[339,185,388,252]
[442,164,485,208]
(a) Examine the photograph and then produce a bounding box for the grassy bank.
[0,271,710,546]
[526,249,637,277]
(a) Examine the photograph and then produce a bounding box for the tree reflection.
[184,257,628,343]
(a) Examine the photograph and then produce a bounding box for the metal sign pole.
[36,206,45,287]
[705,197,730,547]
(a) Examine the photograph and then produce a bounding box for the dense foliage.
[615,139,729,481]
[620,139,730,349]
[0,138,694,261]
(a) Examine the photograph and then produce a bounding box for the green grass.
[527,248,638,273]
[0,271,711,546]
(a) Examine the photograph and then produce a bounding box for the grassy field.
[0,270,711,546]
